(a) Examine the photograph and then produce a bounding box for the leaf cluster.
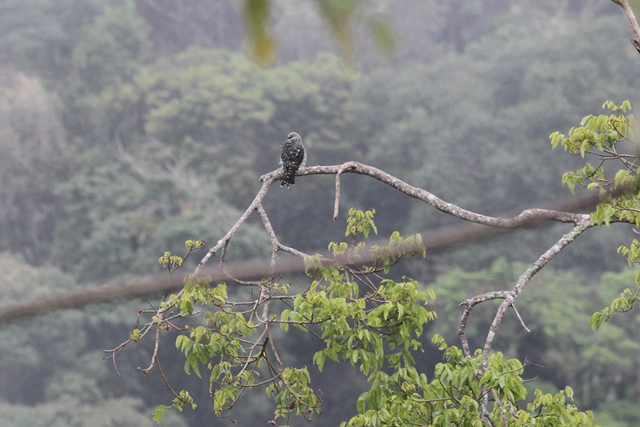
[345,335,596,427]
[590,266,640,331]
[551,101,640,335]
[153,209,436,424]
[551,101,639,226]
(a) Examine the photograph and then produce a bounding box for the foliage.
[550,101,640,332]
[412,259,640,412]
[590,268,640,331]
[152,209,434,423]
[346,335,595,427]
[550,100,636,204]
[143,209,604,426]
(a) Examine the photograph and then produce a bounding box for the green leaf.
[185,352,202,378]
[356,392,367,414]
[587,182,599,190]
[319,348,335,364]
[580,139,589,157]
[313,351,326,372]
[367,387,383,410]
[350,349,359,365]
[152,405,166,422]
[614,169,628,186]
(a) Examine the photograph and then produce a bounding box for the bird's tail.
[281,174,295,187]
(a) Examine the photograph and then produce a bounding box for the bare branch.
[457,304,473,359]
[333,163,353,220]
[459,291,511,308]
[611,0,640,53]
[265,162,587,227]
[480,217,592,370]
[194,177,274,276]
[139,323,161,374]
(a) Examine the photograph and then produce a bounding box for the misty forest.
[3,0,640,426]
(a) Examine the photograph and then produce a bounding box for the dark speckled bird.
[279,132,306,187]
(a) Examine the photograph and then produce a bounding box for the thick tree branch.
[263,162,587,227]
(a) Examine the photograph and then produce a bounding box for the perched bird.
[279,132,306,187]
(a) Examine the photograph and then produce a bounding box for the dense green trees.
[0,72,69,264]
[2,0,640,425]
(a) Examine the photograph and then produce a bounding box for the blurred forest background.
[1,0,640,425]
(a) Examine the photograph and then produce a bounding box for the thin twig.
[332,163,355,220]
[334,169,341,220]
[140,321,161,374]
[511,304,531,334]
